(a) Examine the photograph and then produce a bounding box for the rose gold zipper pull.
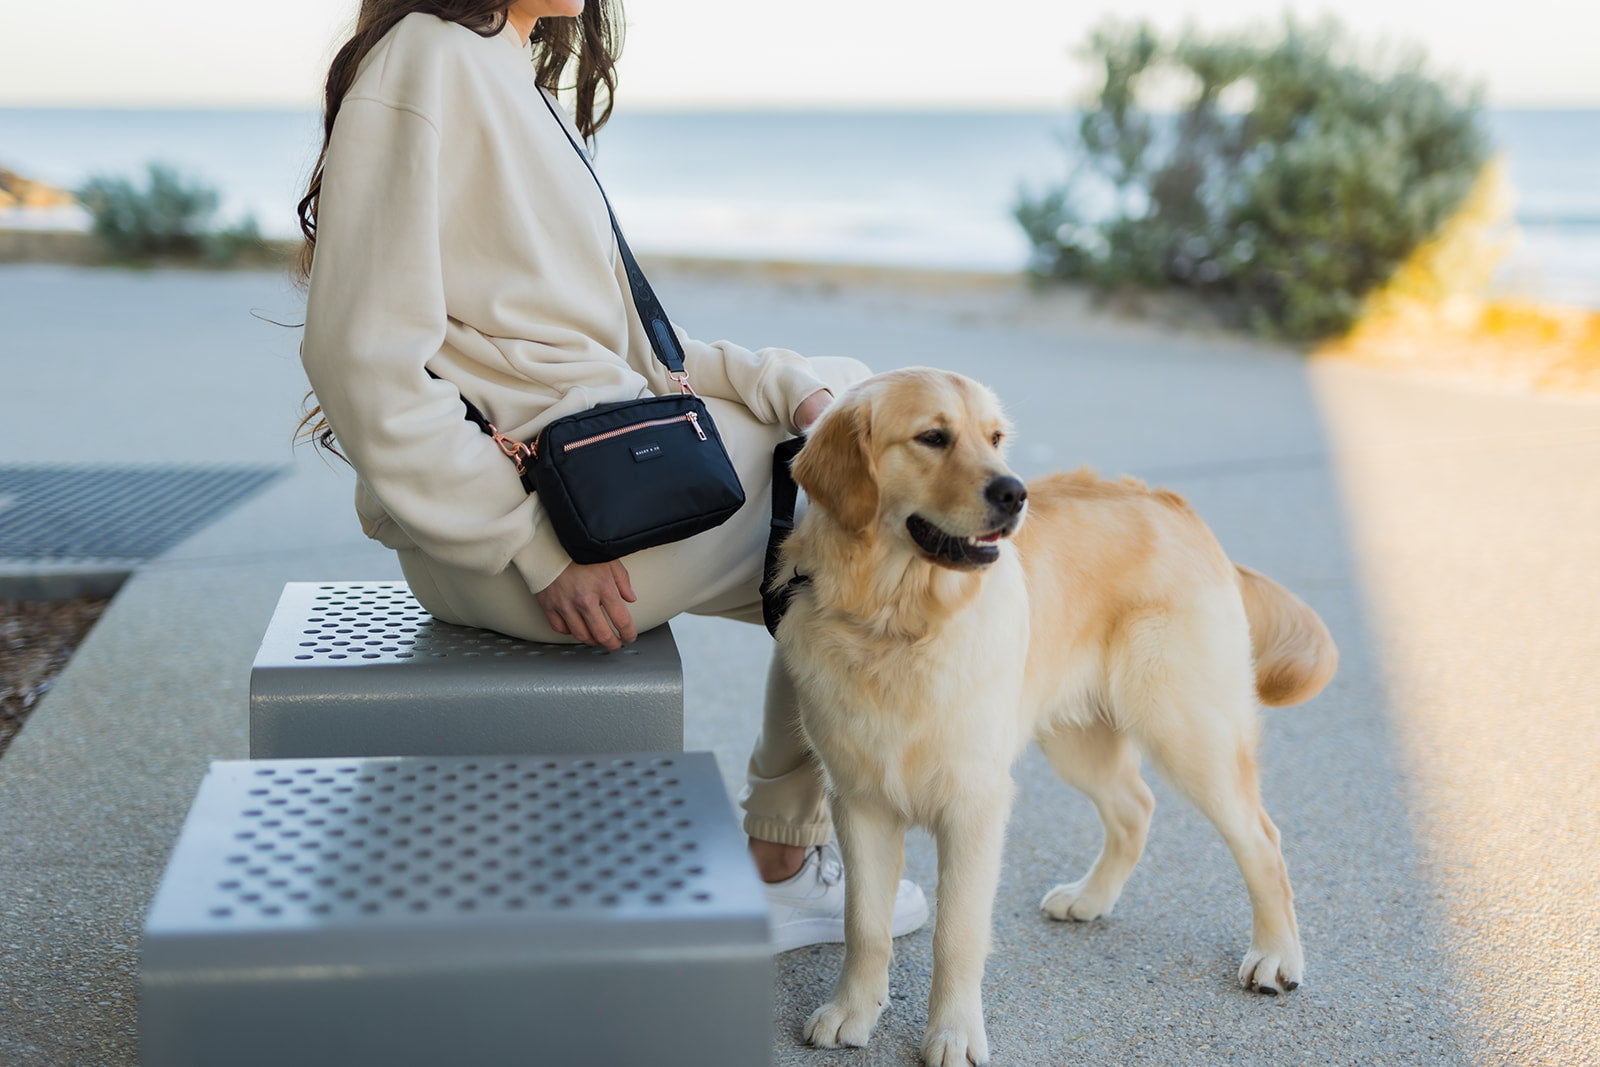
[687,411,707,441]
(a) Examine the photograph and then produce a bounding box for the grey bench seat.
[250,582,682,758]
[141,752,772,1066]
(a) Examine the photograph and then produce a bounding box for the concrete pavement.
[1,262,1596,1065]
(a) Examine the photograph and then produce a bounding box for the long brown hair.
[295,0,624,459]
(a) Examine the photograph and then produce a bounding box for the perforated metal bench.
[142,752,773,1066]
[250,582,682,758]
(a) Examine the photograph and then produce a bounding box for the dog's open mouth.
[906,514,1010,568]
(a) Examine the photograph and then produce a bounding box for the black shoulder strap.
[536,88,687,376]
[432,368,493,435]
[430,92,692,491]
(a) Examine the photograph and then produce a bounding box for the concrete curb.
[0,563,133,601]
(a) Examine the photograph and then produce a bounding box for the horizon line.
[4,99,1600,114]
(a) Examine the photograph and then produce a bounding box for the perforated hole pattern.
[0,464,284,560]
[201,756,713,924]
[290,582,639,664]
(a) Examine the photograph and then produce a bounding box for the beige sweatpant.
[396,356,870,848]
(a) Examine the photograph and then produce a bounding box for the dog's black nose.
[985,476,1028,515]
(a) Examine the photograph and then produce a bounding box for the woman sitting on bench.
[294,0,927,950]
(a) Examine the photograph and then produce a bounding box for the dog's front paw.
[1040,877,1116,922]
[1238,938,1304,995]
[922,1019,989,1066]
[803,995,884,1049]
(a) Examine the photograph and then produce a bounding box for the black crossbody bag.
[444,90,745,565]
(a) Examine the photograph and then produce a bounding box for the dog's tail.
[1235,565,1338,707]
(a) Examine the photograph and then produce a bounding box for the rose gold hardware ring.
[490,427,534,472]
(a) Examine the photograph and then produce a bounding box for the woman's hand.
[794,388,834,432]
[535,560,638,650]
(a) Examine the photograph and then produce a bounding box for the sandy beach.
[1,259,1597,1064]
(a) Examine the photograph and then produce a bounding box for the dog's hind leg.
[803,797,907,1050]
[1139,701,1303,994]
[1037,720,1155,921]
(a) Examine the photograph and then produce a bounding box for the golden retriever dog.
[771,367,1337,1065]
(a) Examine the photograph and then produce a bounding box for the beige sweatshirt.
[302,13,828,595]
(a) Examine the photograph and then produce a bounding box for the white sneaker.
[764,841,930,952]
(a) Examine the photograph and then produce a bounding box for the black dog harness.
[761,435,811,637]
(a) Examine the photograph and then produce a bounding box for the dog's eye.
[915,429,950,449]
[990,431,1004,448]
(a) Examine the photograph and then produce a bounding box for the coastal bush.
[1016,19,1490,339]
[76,162,264,266]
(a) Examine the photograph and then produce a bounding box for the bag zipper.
[563,411,706,453]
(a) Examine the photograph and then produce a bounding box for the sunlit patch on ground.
[1310,357,1600,1061]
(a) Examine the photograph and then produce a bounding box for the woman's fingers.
[600,584,637,645]
[577,595,623,650]
[537,561,638,649]
[567,617,596,645]
[610,560,637,604]
[603,560,638,643]
[542,607,571,636]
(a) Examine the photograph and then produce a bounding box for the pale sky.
[0,0,1594,109]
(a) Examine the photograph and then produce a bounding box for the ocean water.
[1,107,1596,307]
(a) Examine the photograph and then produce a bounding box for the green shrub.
[76,162,265,266]
[1016,18,1490,339]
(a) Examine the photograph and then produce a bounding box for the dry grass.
[1318,158,1600,396]
[0,167,76,210]
[0,597,110,757]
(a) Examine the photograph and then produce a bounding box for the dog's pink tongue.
[976,532,1003,544]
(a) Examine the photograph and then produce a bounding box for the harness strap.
[762,435,809,637]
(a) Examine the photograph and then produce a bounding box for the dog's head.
[793,367,1025,570]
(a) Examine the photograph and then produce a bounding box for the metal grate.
[289,582,642,663]
[199,755,714,924]
[0,464,285,561]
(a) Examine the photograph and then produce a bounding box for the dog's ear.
[794,393,877,534]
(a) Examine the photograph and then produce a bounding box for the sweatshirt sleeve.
[301,95,571,591]
[675,329,832,435]
[609,257,829,433]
